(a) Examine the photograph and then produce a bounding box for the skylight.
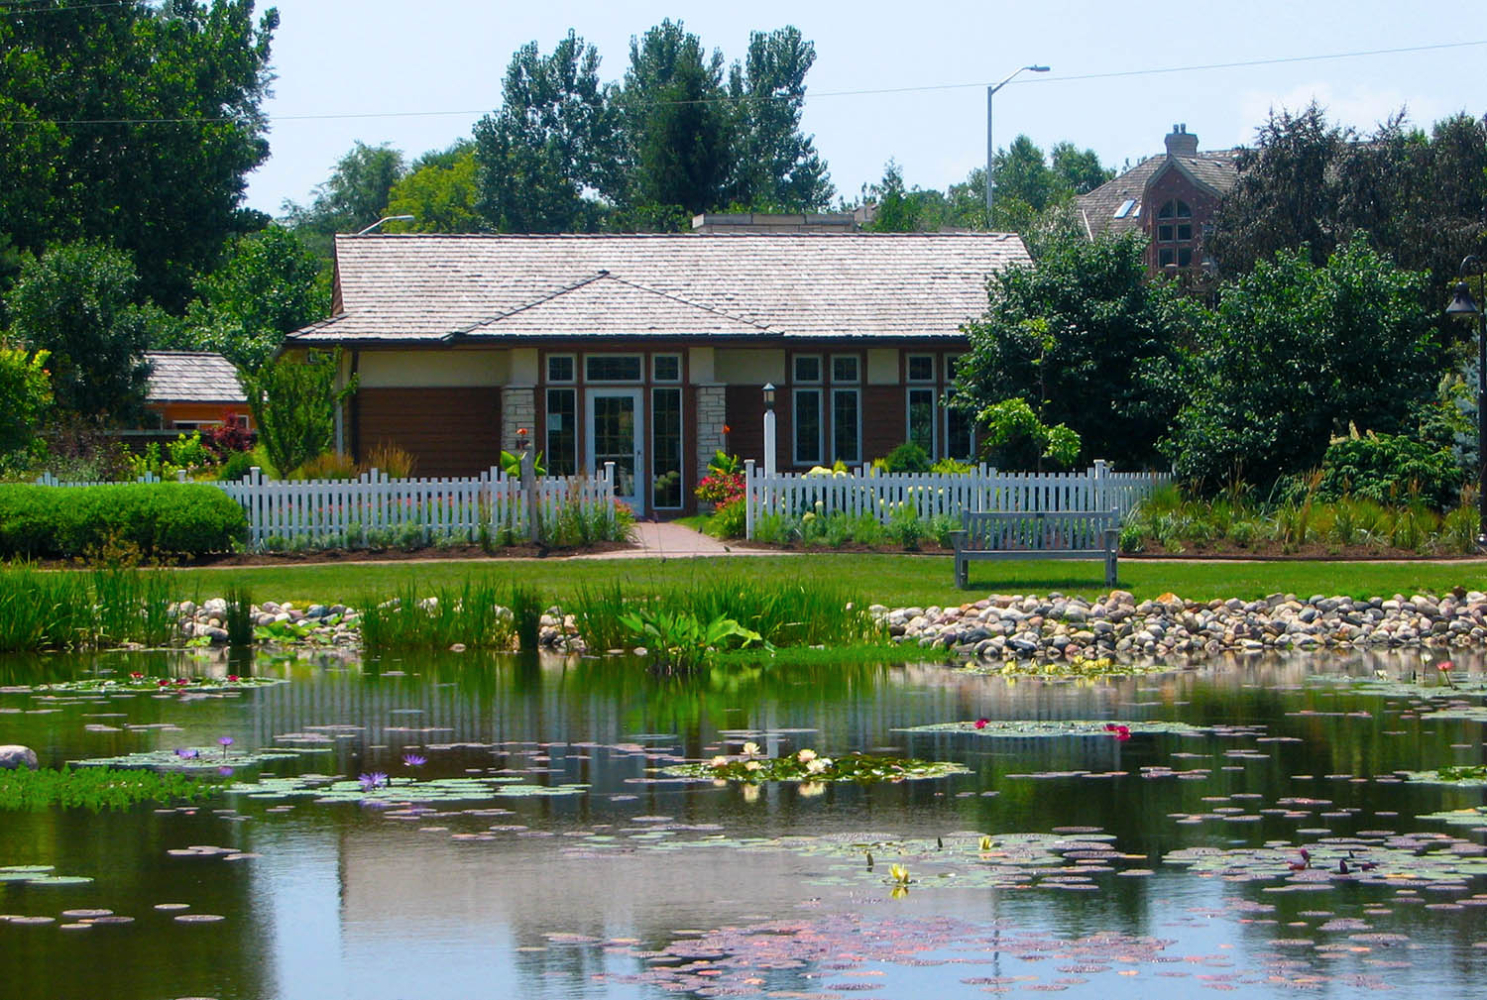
[1113,198,1136,219]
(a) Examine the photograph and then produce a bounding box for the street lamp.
[353,214,415,236]
[1446,255,1486,548]
[986,64,1050,221]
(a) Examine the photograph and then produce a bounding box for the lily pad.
[15,676,285,695]
[898,719,1218,738]
[1400,767,1487,787]
[959,657,1174,678]
[1165,835,1487,885]
[72,748,310,771]
[0,865,92,886]
[661,752,968,784]
[225,774,588,804]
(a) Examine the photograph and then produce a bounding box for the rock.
[0,745,38,770]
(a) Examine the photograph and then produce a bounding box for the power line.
[1,36,1483,126]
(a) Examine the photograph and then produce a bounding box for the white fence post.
[744,459,756,540]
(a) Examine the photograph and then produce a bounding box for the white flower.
[741,741,761,756]
[806,758,829,774]
[796,749,817,763]
[744,760,763,772]
[710,756,729,768]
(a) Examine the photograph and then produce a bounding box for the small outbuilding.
[143,350,248,431]
[284,228,1031,514]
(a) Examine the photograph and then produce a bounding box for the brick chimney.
[1164,123,1198,157]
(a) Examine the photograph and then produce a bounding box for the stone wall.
[501,386,535,455]
[695,384,726,481]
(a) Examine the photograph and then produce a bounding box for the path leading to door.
[569,520,784,560]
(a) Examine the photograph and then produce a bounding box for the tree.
[1165,240,1436,488]
[283,142,407,255]
[473,31,618,234]
[955,231,1195,469]
[1049,142,1115,195]
[164,225,330,370]
[5,241,162,422]
[722,27,833,211]
[384,142,482,234]
[0,343,52,467]
[0,0,278,311]
[616,20,732,222]
[239,349,356,476]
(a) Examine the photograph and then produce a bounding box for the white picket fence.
[743,460,1168,539]
[36,464,617,548]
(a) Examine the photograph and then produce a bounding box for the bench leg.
[1106,551,1117,587]
[955,555,968,589]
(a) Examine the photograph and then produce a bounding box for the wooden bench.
[949,510,1120,589]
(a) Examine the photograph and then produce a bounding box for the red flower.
[227,675,240,683]
[156,679,169,687]
[129,672,144,680]
[1114,725,1131,742]
[974,718,989,729]
[1438,661,1454,671]
[174,678,189,686]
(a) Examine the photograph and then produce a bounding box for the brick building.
[1076,125,1238,275]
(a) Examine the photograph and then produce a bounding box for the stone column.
[695,384,727,474]
[501,386,536,456]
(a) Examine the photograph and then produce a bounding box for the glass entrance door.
[585,388,644,515]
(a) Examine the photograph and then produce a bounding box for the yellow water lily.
[889,864,911,885]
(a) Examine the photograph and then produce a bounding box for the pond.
[3,646,1487,999]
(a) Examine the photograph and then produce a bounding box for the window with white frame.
[652,387,683,507]
[584,354,643,382]
[831,387,860,464]
[907,387,935,455]
[831,354,859,384]
[652,354,681,382]
[906,354,935,382]
[545,388,577,475]
[793,389,822,465]
[793,354,821,383]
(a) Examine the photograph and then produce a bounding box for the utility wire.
[1,37,1483,126]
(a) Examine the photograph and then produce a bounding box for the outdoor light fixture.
[763,382,776,410]
[353,214,415,236]
[1446,255,1486,548]
[986,64,1050,219]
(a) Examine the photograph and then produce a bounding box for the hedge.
[0,483,248,559]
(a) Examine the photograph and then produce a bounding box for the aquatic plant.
[665,750,969,783]
[617,608,765,671]
[357,581,515,651]
[509,584,543,652]
[17,673,283,695]
[901,719,1218,738]
[224,585,254,646]
[0,767,219,811]
[0,565,176,652]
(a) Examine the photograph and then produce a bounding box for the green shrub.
[0,483,246,559]
[217,450,258,482]
[882,441,932,473]
[929,458,975,475]
[711,499,746,539]
[886,502,925,550]
[1312,432,1462,511]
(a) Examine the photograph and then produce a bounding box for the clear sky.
[245,0,1484,216]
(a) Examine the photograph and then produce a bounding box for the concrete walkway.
[569,519,783,560]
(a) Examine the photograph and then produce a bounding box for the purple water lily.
[174,748,201,760]
[218,736,234,758]
[358,772,389,791]
[401,753,427,768]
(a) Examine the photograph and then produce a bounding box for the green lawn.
[154,553,1487,608]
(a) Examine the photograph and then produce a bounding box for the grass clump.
[0,565,178,652]
[0,766,220,811]
[357,580,514,651]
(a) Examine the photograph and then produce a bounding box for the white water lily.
[741,741,761,756]
[806,758,829,774]
[744,760,762,772]
[709,756,729,768]
[796,749,817,763]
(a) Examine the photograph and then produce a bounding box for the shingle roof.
[144,351,246,403]
[1076,151,1238,238]
[288,232,1032,344]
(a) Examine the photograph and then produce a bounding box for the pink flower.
[1438,661,1454,672]
[974,718,989,729]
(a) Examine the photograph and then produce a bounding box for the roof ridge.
[601,273,776,331]
[454,272,612,336]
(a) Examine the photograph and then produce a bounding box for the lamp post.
[1446,255,1486,548]
[986,65,1050,222]
[353,214,415,236]
[762,383,777,477]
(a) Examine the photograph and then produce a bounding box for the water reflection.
[2,647,1487,997]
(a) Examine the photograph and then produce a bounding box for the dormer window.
[1155,199,1195,268]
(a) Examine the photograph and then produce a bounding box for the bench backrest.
[960,509,1119,551]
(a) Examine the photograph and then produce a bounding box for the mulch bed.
[730,538,1484,561]
[39,540,635,569]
